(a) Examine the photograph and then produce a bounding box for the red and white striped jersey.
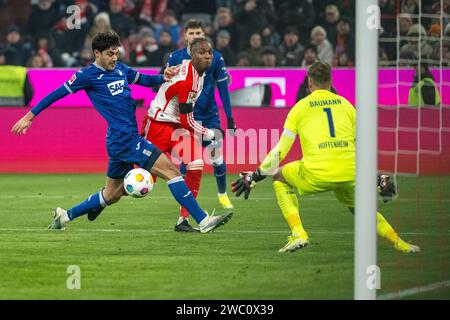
[147,59,204,124]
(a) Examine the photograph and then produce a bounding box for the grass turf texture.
[0,174,449,299]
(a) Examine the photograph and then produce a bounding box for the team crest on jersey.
[187,91,197,104]
[68,73,77,85]
[107,80,125,96]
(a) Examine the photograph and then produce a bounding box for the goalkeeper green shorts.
[281,160,355,207]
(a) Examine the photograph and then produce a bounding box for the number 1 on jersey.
[323,108,336,138]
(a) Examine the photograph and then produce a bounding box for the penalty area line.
[377,280,450,300]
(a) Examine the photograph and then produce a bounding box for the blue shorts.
[107,136,162,179]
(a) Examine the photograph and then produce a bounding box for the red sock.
[180,169,202,218]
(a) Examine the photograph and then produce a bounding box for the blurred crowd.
[0,0,449,69]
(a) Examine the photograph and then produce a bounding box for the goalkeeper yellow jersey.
[283,89,356,182]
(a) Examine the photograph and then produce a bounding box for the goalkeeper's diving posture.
[232,61,420,253]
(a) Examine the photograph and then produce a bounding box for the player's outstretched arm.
[11,85,70,135]
[11,111,35,135]
[134,66,179,87]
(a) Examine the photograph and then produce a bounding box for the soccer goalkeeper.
[232,62,420,253]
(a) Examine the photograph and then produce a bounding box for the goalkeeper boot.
[279,232,309,253]
[218,193,234,210]
[394,238,421,253]
[48,207,69,230]
[174,217,199,233]
[199,211,233,233]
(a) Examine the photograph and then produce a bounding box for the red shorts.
[140,115,202,165]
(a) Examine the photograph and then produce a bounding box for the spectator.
[51,16,88,61]
[27,0,61,40]
[261,25,281,48]
[408,62,441,107]
[323,4,340,47]
[28,54,45,68]
[150,28,177,67]
[138,0,169,25]
[300,44,318,68]
[215,30,236,66]
[429,24,441,62]
[236,52,252,67]
[399,13,413,47]
[130,27,158,66]
[401,0,419,17]
[276,0,315,43]
[154,9,180,46]
[278,26,304,66]
[76,46,93,66]
[108,0,136,38]
[64,0,97,54]
[379,0,397,38]
[400,24,433,60]
[84,12,113,49]
[243,32,263,66]
[234,0,277,52]
[260,46,278,67]
[35,35,64,67]
[4,25,32,66]
[0,49,34,107]
[335,51,353,67]
[333,17,355,65]
[310,25,333,66]
[213,7,240,53]
[202,20,215,40]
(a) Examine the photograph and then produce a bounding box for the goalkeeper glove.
[227,117,236,136]
[378,174,396,203]
[231,168,266,200]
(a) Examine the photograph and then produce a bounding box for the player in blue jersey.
[166,19,236,232]
[11,32,232,233]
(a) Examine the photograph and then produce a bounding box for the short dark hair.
[308,62,331,87]
[184,19,204,32]
[92,32,121,52]
[190,37,210,54]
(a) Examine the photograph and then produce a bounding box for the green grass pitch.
[0,174,449,299]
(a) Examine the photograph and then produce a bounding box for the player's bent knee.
[210,156,223,167]
[186,159,204,171]
[151,153,181,180]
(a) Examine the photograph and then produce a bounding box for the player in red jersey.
[141,37,224,232]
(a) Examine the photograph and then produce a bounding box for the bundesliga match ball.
[124,168,154,198]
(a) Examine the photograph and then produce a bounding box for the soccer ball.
[124,168,154,198]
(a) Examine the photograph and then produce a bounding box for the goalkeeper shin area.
[273,180,307,237]
[376,212,421,253]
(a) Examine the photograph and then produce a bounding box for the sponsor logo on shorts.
[143,149,152,156]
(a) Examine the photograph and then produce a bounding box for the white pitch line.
[0,228,448,237]
[0,194,449,202]
[377,280,450,300]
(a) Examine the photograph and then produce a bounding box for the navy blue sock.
[167,176,207,224]
[214,162,227,194]
[180,162,187,176]
[67,191,107,221]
